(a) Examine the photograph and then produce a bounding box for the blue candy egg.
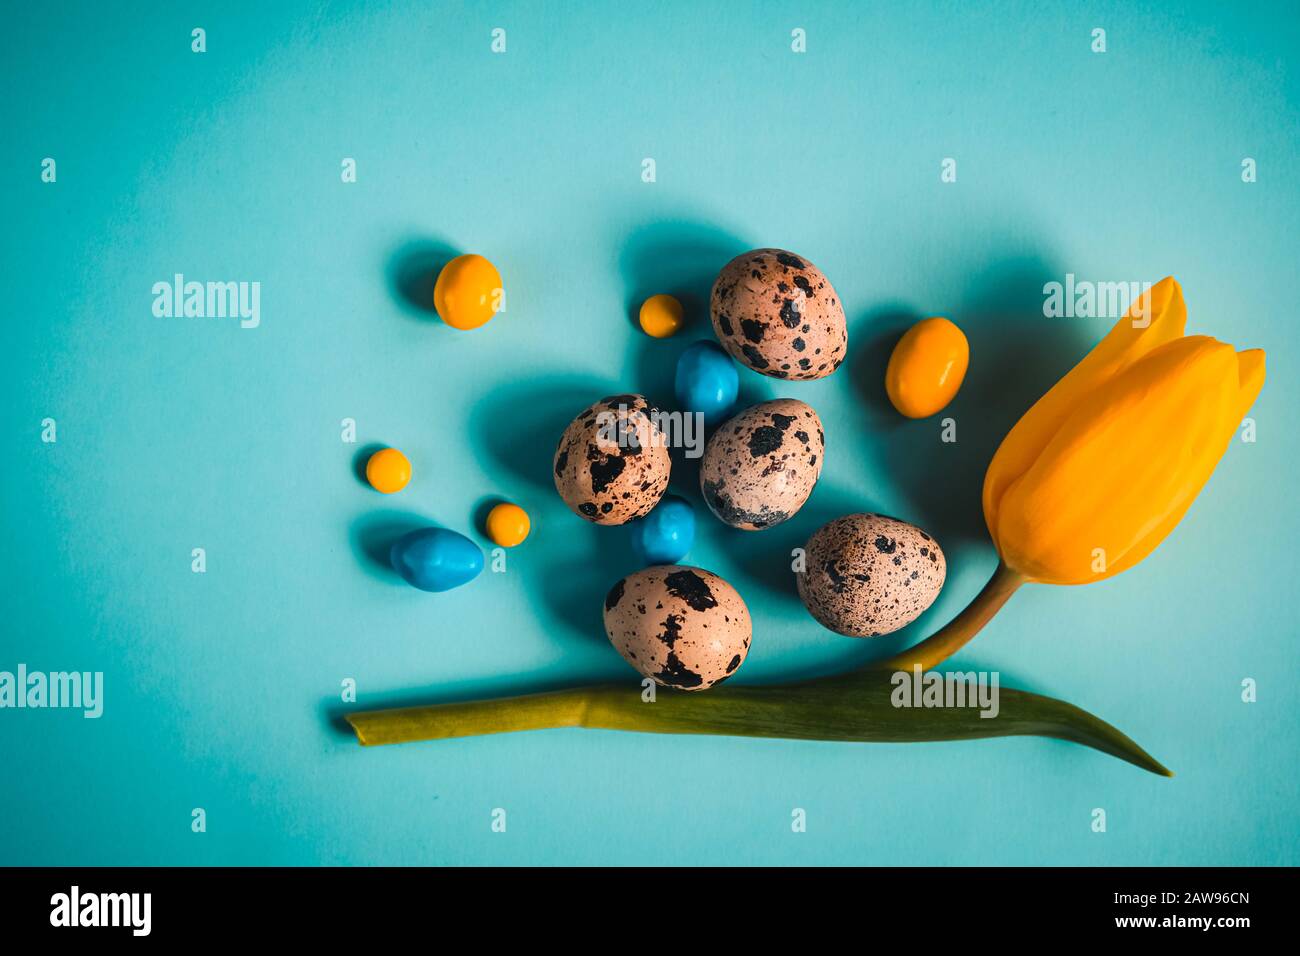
[390,527,484,592]
[675,341,739,425]
[629,494,696,565]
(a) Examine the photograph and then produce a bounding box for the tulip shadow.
[386,236,458,322]
[849,256,1094,551]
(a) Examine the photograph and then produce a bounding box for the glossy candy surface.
[390,527,484,592]
[885,317,969,418]
[674,341,739,426]
[365,447,411,494]
[638,294,684,338]
[629,494,695,564]
[486,502,530,547]
[433,254,502,331]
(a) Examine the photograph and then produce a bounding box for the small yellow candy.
[433,254,503,331]
[486,502,530,547]
[639,294,684,338]
[885,317,970,419]
[366,447,411,494]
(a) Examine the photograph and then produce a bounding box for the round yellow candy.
[433,254,503,331]
[366,447,411,494]
[885,317,970,419]
[639,294,684,338]
[486,502,530,547]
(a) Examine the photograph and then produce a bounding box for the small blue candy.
[629,494,696,565]
[675,341,739,426]
[390,527,484,592]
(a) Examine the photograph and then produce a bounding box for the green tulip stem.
[872,561,1025,673]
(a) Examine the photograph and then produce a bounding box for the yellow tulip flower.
[987,276,1264,583]
[882,276,1264,671]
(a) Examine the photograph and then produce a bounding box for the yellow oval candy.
[366,447,411,494]
[486,502,530,547]
[639,294,684,338]
[433,254,503,331]
[885,317,969,418]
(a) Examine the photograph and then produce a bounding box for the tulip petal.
[994,335,1240,583]
[984,277,1188,544]
[1236,348,1266,420]
[1100,347,1267,579]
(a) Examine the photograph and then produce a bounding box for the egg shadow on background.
[469,373,643,645]
[348,509,433,584]
[386,236,459,321]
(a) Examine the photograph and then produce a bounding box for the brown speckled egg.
[554,394,671,525]
[710,248,847,380]
[700,399,824,530]
[603,565,752,691]
[797,513,946,637]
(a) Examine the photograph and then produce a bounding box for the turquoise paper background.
[3,0,1297,865]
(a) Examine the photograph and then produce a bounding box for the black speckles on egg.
[740,343,770,369]
[702,479,790,530]
[602,566,752,692]
[604,578,625,611]
[589,454,626,494]
[700,399,824,531]
[796,514,946,637]
[663,569,718,611]
[654,653,703,689]
[554,394,670,525]
[746,425,784,458]
[710,248,847,380]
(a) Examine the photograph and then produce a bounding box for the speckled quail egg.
[554,394,671,525]
[700,399,824,530]
[797,513,946,637]
[603,565,752,691]
[710,248,847,380]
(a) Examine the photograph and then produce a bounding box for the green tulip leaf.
[346,671,1172,777]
